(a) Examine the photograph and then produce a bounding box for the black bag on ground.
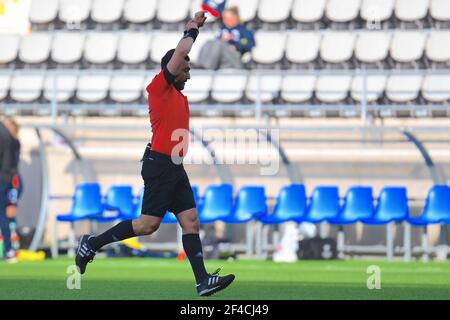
[297,237,338,260]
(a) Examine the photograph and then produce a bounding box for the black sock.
[88,220,136,251]
[182,234,209,284]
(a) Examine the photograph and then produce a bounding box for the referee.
[76,11,235,297]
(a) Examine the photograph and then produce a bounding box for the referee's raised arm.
[166,11,207,76]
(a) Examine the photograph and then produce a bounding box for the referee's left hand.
[193,11,207,28]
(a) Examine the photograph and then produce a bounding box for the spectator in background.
[198,6,255,70]
[3,117,22,249]
[0,118,14,262]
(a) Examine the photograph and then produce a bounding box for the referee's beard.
[175,80,187,91]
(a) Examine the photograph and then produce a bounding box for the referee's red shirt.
[146,69,190,157]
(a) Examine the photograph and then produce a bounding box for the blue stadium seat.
[303,186,340,223]
[259,184,307,224]
[408,185,450,226]
[328,186,374,224]
[362,187,409,225]
[56,183,104,222]
[198,184,233,223]
[93,185,135,222]
[223,186,267,223]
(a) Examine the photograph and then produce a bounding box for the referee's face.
[174,60,191,91]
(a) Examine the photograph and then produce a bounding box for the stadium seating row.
[56,183,450,226]
[1,30,449,69]
[29,0,450,29]
[1,72,449,104]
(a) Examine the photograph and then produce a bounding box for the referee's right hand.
[193,10,207,28]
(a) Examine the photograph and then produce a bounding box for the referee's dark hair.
[161,49,190,70]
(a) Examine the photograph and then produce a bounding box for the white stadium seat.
[150,32,181,64]
[110,75,146,103]
[425,31,450,63]
[19,33,52,64]
[258,0,294,23]
[430,0,450,22]
[157,0,190,23]
[59,0,92,24]
[91,0,124,24]
[390,31,427,63]
[386,75,423,102]
[184,72,213,103]
[422,75,450,102]
[84,33,118,64]
[188,31,216,65]
[246,74,282,103]
[226,0,259,23]
[76,74,110,102]
[29,0,59,24]
[117,32,151,65]
[211,70,248,103]
[281,75,316,103]
[252,32,287,65]
[286,32,321,64]
[326,0,362,23]
[351,75,388,102]
[0,75,11,101]
[360,0,395,23]
[292,0,326,23]
[124,0,158,23]
[51,32,85,64]
[320,32,356,64]
[316,75,352,103]
[10,75,45,102]
[0,35,20,64]
[395,0,430,22]
[44,75,78,102]
[355,31,392,63]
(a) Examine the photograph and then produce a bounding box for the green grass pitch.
[1,258,449,300]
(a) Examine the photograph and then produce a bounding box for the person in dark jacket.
[198,6,255,70]
[0,119,14,261]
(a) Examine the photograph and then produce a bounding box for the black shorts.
[140,146,196,218]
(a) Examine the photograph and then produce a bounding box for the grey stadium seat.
[10,74,45,102]
[84,33,118,65]
[29,0,59,25]
[390,31,427,65]
[44,75,78,102]
[91,0,124,24]
[124,0,158,24]
[281,75,316,103]
[360,0,395,25]
[425,31,450,65]
[76,74,110,103]
[117,32,151,65]
[292,0,326,24]
[355,31,392,65]
[183,72,213,103]
[252,32,287,65]
[286,32,321,65]
[211,70,248,103]
[316,75,352,103]
[110,75,146,103]
[258,0,294,24]
[246,74,282,103]
[19,33,52,64]
[59,0,92,25]
[51,32,85,64]
[386,75,423,103]
[351,75,388,103]
[0,75,11,101]
[422,75,450,103]
[0,35,20,65]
